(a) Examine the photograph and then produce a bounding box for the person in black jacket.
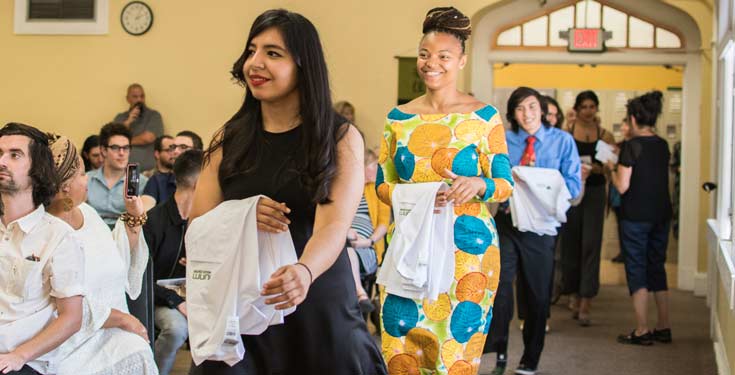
[143,149,203,375]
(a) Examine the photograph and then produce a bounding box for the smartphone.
[125,163,140,198]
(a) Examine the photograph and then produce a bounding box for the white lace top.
[56,203,158,375]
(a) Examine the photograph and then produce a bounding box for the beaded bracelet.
[295,262,313,285]
[119,212,148,228]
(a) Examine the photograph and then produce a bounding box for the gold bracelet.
[119,212,148,228]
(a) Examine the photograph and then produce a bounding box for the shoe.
[612,253,625,263]
[617,330,653,346]
[514,364,537,375]
[652,328,672,343]
[490,366,506,375]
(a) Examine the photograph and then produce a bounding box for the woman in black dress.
[189,9,386,375]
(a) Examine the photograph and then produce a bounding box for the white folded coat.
[509,166,572,236]
[186,196,297,366]
[376,182,454,302]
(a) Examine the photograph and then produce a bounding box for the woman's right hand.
[119,313,149,342]
[257,197,291,233]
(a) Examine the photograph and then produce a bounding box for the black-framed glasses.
[106,145,131,153]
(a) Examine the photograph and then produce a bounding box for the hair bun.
[423,7,471,41]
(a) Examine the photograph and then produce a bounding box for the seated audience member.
[46,135,157,375]
[87,123,149,227]
[0,123,84,375]
[142,135,176,207]
[143,131,203,207]
[144,135,174,177]
[114,83,164,171]
[144,149,203,375]
[81,135,104,172]
[175,130,203,151]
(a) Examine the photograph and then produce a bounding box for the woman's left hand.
[444,169,486,205]
[262,263,312,310]
[124,195,145,217]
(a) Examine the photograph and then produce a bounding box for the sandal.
[652,328,672,343]
[617,330,653,346]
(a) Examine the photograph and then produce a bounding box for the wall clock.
[121,1,153,36]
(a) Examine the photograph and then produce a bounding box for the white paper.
[594,140,618,164]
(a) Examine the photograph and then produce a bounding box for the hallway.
[479,285,716,375]
[171,283,715,375]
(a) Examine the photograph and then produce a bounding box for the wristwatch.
[370,238,376,246]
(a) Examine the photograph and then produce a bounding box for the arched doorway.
[468,0,703,291]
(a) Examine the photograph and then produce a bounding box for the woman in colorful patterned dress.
[376,7,513,375]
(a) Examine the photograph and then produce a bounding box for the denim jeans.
[619,220,670,295]
[154,305,189,375]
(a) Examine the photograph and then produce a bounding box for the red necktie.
[520,136,536,166]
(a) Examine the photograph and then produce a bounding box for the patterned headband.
[48,133,80,184]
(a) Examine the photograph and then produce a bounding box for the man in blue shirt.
[484,87,581,375]
[87,123,148,226]
[142,131,203,207]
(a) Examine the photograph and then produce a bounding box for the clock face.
[121,1,153,36]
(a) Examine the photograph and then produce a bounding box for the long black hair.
[542,95,564,129]
[81,134,100,171]
[0,123,59,207]
[574,90,599,111]
[207,9,344,204]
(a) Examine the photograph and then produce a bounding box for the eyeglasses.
[166,144,191,152]
[106,145,131,153]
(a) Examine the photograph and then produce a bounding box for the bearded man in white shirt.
[0,123,85,375]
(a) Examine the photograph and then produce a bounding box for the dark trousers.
[613,207,626,260]
[6,366,40,375]
[517,232,561,320]
[619,220,670,295]
[483,211,556,369]
[561,184,606,298]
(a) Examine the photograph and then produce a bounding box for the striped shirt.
[351,195,374,242]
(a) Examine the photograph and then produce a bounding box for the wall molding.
[713,309,731,375]
[696,272,709,297]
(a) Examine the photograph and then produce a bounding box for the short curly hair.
[0,123,59,207]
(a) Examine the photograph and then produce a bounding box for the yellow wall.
[493,64,683,91]
[0,0,507,151]
[0,1,715,277]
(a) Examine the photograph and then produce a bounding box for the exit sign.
[568,28,606,52]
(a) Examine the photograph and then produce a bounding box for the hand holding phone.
[123,163,145,218]
[125,163,140,198]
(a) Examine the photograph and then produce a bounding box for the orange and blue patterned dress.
[376,105,513,375]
